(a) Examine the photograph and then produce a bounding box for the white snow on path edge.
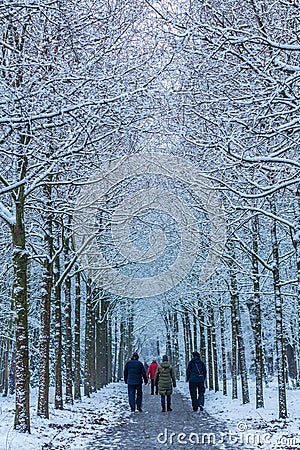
[177,380,300,449]
[0,380,300,449]
[0,383,130,450]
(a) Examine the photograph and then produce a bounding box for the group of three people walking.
[123,351,206,413]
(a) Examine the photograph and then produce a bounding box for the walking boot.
[162,404,166,412]
[167,405,172,411]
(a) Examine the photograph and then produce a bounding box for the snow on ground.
[177,379,300,449]
[0,383,130,450]
[1,380,300,449]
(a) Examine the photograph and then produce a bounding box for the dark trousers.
[189,381,205,411]
[161,394,171,408]
[150,379,158,395]
[128,384,143,411]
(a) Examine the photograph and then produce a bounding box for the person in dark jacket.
[186,351,207,412]
[124,352,148,412]
[154,355,176,412]
[147,359,159,395]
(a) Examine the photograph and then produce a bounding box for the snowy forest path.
[87,383,246,450]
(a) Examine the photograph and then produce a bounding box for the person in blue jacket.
[124,351,148,412]
[186,351,207,412]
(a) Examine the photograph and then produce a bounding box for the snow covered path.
[2,381,300,449]
[87,384,240,450]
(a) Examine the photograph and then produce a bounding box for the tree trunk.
[84,280,92,397]
[182,312,190,368]
[165,313,172,357]
[64,230,73,405]
[117,318,125,381]
[113,319,118,382]
[2,338,11,398]
[270,200,287,419]
[198,306,207,364]
[230,284,238,400]
[186,312,193,359]
[12,159,30,432]
[207,323,214,390]
[236,296,250,404]
[9,347,16,395]
[172,312,180,379]
[90,289,96,392]
[211,307,219,392]
[107,313,112,384]
[127,302,134,360]
[220,306,227,395]
[293,184,300,387]
[98,298,108,387]
[2,301,14,398]
[228,240,250,404]
[54,249,63,410]
[193,309,198,352]
[251,213,264,408]
[37,183,53,418]
[95,301,101,390]
[0,342,4,393]
[74,268,81,401]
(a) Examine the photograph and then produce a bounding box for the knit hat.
[132,352,139,358]
[192,351,200,358]
[162,355,168,361]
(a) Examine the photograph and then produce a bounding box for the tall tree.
[37,181,54,418]
[74,268,82,401]
[64,221,73,405]
[270,198,287,419]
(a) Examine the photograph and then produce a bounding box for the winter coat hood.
[160,361,171,369]
[191,356,201,364]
